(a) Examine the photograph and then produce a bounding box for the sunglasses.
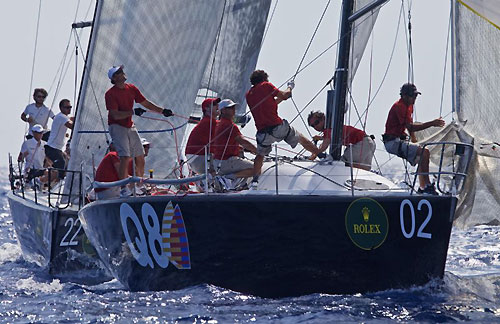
[309,119,321,127]
[63,105,72,109]
[35,95,46,99]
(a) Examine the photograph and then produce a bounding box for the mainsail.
[67,1,270,190]
[199,0,272,115]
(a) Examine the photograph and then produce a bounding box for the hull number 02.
[399,199,432,239]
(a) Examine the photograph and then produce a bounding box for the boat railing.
[410,141,474,195]
[8,154,83,209]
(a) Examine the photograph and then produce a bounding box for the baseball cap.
[31,124,44,133]
[201,97,221,112]
[400,83,421,97]
[140,138,151,146]
[108,65,124,80]
[219,99,237,110]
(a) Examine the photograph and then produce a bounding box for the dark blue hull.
[79,194,456,297]
[7,192,110,282]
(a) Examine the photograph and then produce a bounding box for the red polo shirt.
[323,126,366,146]
[214,118,242,160]
[246,81,282,131]
[185,117,218,155]
[105,83,146,128]
[95,151,134,192]
[385,98,413,136]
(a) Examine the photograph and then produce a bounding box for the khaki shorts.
[214,156,253,175]
[109,124,144,158]
[186,154,212,174]
[256,120,300,155]
[384,138,420,166]
[342,136,376,169]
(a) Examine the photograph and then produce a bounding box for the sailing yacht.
[11,0,498,297]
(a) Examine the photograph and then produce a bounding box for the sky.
[0,0,452,171]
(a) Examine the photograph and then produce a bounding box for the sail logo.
[345,198,389,250]
[120,202,191,269]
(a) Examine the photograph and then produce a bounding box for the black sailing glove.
[134,107,147,116]
[162,108,173,117]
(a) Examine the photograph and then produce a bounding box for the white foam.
[0,242,22,264]
[15,277,63,294]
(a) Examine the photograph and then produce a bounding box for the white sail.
[348,0,381,87]
[199,0,272,115]
[458,0,500,29]
[67,1,227,187]
[446,0,500,227]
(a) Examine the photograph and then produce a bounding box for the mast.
[328,0,388,158]
[328,0,354,159]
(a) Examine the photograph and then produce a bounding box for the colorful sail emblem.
[162,201,191,269]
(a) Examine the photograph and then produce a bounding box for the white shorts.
[256,120,300,155]
[214,156,253,175]
[342,136,376,169]
[109,124,144,158]
[384,138,420,166]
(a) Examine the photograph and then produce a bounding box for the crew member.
[20,88,54,141]
[382,83,445,194]
[45,99,74,181]
[307,111,376,170]
[185,97,220,174]
[245,70,319,186]
[105,65,173,197]
[213,99,257,181]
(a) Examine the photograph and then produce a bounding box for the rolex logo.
[362,207,370,222]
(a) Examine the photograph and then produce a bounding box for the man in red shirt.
[245,70,319,183]
[185,97,221,174]
[383,83,445,194]
[307,111,376,170]
[94,138,151,200]
[213,99,257,180]
[105,65,173,196]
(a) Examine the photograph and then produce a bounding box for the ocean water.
[1,179,500,323]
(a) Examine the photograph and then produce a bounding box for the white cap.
[141,138,150,146]
[107,65,123,80]
[219,99,237,110]
[31,124,44,133]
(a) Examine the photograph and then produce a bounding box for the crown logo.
[362,207,370,222]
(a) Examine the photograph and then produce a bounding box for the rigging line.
[205,0,228,98]
[366,2,404,108]
[290,97,313,138]
[346,88,365,130]
[289,78,332,124]
[439,10,452,118]
[47,30,73,96]
[239,6,386,127]
[72,0,81,22]
[292,0,332,81]
[73,30,108,143]
[260,0,279,47]
[28,0,43,105]
[350,2,404,129]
